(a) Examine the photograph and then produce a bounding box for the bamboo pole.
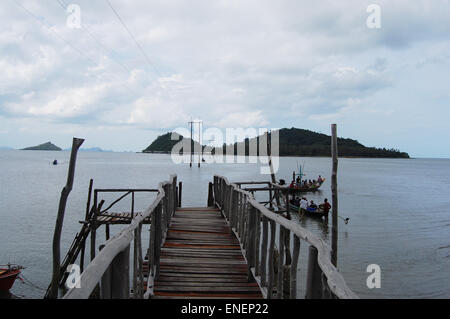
[331,124,338,267]
[48,137,84,299]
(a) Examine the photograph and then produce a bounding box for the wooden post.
[111,245,130,299]
[105,224,110,241]
[91,190,98,262]
[285,192,290,218]
[305,246,323,299]
[267,220,276,298]
[49,137,84,299]
[80,179,93,273]
[277,227,285,299]
[267,131,280,207]
[133,228,138,298]
[137,223,144,299]
[290,236,300,299]
[260,216,268,288]
[178,181,182,207]
[99,244,111,299]
[207,182,214,207]
[331,124,338,267]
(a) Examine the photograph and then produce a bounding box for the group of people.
[290,196,331,214]
[288,175,324,188]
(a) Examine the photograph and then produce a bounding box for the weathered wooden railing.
[213,175,358,299]
[63,175,178,299]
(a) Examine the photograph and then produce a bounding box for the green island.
[143,128,409,158]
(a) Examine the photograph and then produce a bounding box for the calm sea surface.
[0,150,449,299]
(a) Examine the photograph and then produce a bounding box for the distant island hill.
[20,142,110,152]
[143,128,410,158]
[22,142,62,151]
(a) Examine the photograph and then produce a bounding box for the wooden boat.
[289,203,329,219]
[0,265,23,291]
[278,178,326,193]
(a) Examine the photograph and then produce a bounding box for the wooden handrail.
[214,175,358,299]
[63,175,177,299]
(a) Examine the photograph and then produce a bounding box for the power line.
[10,0,142,99]
[55,0,134,76]
[11,0,97,65]
[105,0,163,78]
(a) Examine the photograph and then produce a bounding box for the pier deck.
[152,207,263,299]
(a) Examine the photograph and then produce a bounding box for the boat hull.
[289,204,329,219]
[0,269,21,291]
[279,179,325,193]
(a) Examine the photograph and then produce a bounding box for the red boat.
[0,265,24,291]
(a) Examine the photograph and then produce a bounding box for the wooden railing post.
[246,206,256,276]
[267,220,276,298]
[305,246,323,299]
[111,245,130,299]
[277,227,285,299]
[137,223,144,299]
[99,244,111,299]
[260,216,268,289]
[290,236,300,299]
[178,181,183,208]
[154,202,162,280]
[207,182,214,207]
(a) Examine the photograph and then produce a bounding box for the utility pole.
[188,120,194,167]
[188,119,202,168]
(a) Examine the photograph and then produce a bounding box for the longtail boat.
[0,264,24,291]
[277,164,326,193]
[289,203,329,219]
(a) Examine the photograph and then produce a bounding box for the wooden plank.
[152,292,262,299]
[157,276,249,283]
[155,282,259,287]
[151,206,263,299]
[155,286,262,293]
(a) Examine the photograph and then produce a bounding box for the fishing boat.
[276,162,326,193]
[0,264,24,291]
[289,203,329,219]
[280,179,326,193]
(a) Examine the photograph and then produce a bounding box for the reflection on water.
[0,151,449,298]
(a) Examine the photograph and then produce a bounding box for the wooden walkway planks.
[152,207,263,299]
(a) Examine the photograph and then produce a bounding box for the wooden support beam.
[48,137,84,299]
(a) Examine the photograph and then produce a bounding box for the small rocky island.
[22,142,62,151]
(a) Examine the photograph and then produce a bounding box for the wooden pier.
[59,174,357,300]
[152,207,262,299]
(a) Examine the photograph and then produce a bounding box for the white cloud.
[0,0,449,155]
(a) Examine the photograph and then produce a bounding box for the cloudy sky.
[0,0,449,157]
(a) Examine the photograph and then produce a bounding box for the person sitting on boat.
[319,198,331,213]
[289,180,295,188]
[309,200,318,210]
